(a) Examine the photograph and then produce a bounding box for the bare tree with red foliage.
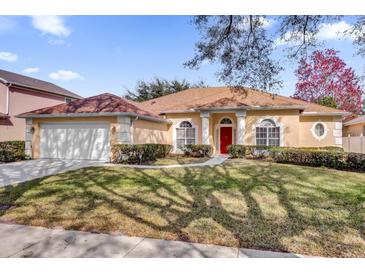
[294,49,363,114]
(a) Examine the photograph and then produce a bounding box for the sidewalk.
[0,223,303,258]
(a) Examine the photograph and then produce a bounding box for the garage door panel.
[40,123,110,161]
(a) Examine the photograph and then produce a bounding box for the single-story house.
[343,116,365,136]
[0,69,81,142]
[17,87,349,161]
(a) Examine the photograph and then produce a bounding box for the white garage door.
[40,122,110,161]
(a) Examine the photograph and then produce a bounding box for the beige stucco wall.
[166,110,302,152]
[298,116,342,147]
[28,110,343,159]
[343,122,365,137]
[165,110,341,152]
[0,84,68,142]
[133,119,171,144]
[31,116,118,159]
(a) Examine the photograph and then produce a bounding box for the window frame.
[174,120,197,152]
[255,119,280,147]
[311,122,328,141]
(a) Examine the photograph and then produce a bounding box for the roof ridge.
[140,86,225,104]
[0,69,81,99]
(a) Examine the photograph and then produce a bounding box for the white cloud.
[275,20,355,47]
[317,20,354,40]
[275,31,306,46]
[260,17,275,28]
[49,70,83,81]
[31,16,71,37]
[0,51,18,62]
[23,67,39,74]
[0,16,16,32]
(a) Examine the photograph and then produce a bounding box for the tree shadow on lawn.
[0,159,365,257]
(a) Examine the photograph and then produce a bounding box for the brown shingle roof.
[343,115,365,126]
[18,93,162,121]
[141,87,347,114]
[0,69,81,99]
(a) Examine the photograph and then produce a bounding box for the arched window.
[256,119,280,146]
[220,118,232,124]
[176,121,196,149]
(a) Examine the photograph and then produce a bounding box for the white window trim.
[311,121,328,141]
[214,117,236,153]
[252,116,284,146]
[172,119,198,153]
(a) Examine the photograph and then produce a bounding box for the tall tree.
[125,77,206,102]
[187,16,365,91]
[185,16,283,91]
[294,49,363,114]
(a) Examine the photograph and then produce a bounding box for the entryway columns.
[235,111,246,145]
[117,116,133,144]
[200,111,210,145]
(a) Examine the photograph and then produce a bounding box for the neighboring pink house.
[0,69,81,142]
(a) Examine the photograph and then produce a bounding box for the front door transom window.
[255,119,280,146]
[220,118,232,124]
[176,121,196,150]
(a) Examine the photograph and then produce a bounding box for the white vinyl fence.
[342,135,365,153]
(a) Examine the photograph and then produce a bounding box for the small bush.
[182,144,212,157]
[111,144,172,164]
[0,141,26,163]
[227,145,246,158]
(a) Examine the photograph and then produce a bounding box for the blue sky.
[0,15,363,98]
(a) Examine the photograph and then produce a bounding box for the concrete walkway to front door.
[0,159,105,187]
[0,223,306,258]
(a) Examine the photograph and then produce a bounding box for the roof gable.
[18,93,162,120]
[0,69,81,99]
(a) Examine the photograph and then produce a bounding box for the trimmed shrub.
[228,145,272,158]
[346,153,365,170]
[182,144,213,157]
[111,144,172,164]
[0,141,26,163]
[271,149,348,169]
[228,144,364,172]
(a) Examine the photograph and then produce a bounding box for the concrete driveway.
[0,159,105,187]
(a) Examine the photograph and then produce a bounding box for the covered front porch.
[169,109,283,154]
[200,110,246,155]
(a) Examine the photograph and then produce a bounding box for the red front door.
[220,127,232,154]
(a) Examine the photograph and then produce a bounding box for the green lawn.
[0,159,364,257]
[150,155,209,165]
